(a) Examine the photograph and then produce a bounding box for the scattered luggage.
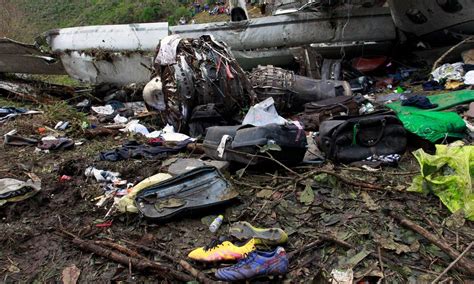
[316,111,407,164]
[297,96,360,131]
[203,123,308,165]
[135,166,238,220]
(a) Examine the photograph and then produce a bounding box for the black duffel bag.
[316,111,407,163]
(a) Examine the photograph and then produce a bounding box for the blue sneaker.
[215,247,288,281]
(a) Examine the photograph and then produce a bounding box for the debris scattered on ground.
[1,1,474,282]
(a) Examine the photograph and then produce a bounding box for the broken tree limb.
[431,242,474,284]
[61,233,194,282]
[120,239,214,284]
[432,36,474,72]
[178,260,214,284]
[387,210,474,275]
[94,240,148,261]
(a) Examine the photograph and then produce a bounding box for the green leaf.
[299,184,314,205]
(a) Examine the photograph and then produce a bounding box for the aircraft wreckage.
[0,0,474,85]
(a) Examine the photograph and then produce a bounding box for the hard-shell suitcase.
[203,123,307,165]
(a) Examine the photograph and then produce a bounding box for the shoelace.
[234,252,256,268]
[204,239,222,251]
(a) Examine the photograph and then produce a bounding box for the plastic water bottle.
[209,215,224,233]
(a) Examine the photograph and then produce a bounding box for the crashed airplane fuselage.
[0,0,473,85]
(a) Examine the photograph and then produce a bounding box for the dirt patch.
[0,107,473,283]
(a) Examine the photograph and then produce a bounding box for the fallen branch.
[58,230,194,282]
[387,210,474,275]
[120,239,214,284]
[432,36,474,72]
[94,240,148,260]
[431,242,474,283]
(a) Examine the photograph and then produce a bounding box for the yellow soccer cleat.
[188,238,256,262]
[229,221,288,246]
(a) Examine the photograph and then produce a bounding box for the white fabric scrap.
[113,114,128,124]
[431,62,465,82]
[120,120,150,136]
[91,105,114,116]
[155,35,182,65]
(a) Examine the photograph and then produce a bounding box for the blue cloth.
[401,95,438,109]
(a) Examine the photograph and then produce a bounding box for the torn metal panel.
[0,79,74,104]
[0,38,65,75]
[43,23,168,85]
[59,51,153,85]
[389,0,474,41]
[170,8,396,50]
[45,23,169,52]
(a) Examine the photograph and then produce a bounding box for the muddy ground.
[0,101,473,283]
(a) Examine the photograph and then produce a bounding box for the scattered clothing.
[85,167,121,183]
[0,107,26,123]
[365,154,401,166]
[0,107,41,123]
[431,62,464,83]
[215,247,289,281]
[445,80,465,90]
[0,178,41,206]
[99,140,191,161]
[401,95,438,109]
[422,80,444,91]
[387,90,474,112]
[38,137,75,150]
[3,129,38,146]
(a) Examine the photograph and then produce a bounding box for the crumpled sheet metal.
[135,166,238,220]
[0,79,74,104]
[59,51,153,85]
[0,178,41,206]
[0,38,65,75]
[145,35,255,132]
[409,145,474,221]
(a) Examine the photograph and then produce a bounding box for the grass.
[4,1,265,42]
[4,0,194,42]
